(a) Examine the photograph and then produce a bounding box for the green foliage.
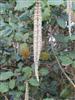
[9,79,16,89]
[59,55,73,66]
[43,98,54,100]
[0,71,14,81]
[48,0,64,6]
[15,0,35,10]
[22,66,32,78]
[0,82,9,93]
[0,0,75,99]
[29,78,39,87]
[39,68,49,76]
[60,87,72,99]
[57,17,66,28]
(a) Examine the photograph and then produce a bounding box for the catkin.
[25,81,29,100]
[67,0,72,37]
[33,0,42,81]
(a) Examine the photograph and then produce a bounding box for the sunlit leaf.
[15,0,35,10]
[48,0,63,6]
[0,71,14,81]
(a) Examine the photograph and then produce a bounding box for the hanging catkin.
[67,0,72,37]
[34,0,42,81]
[24,81,29,100]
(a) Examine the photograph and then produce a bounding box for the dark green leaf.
[57,17,66,28]
[60,87,71,99]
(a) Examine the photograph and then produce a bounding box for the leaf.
[22,67,32,77]
[60,87,71,99]
[39,68,49,76]
[19,12,31,21]
[18,85,25,91]
[9,79,16,89]
[68,51,75,60]
[29,78,39,87]
[15,0,35,10]
[0,3,11,14]
[43,98,54,100]
[59,55,72,66]
[72,2,75,11]
[54,34,69,43]
[57,17,66,28]
[69,34,75,41]
[15,32,24,41]
[0,71,14,81]
[48,0,63,6]
[0,27,12,37]
[40,52,49,61]
[20,43,28,50]
[17,62,23,68]
[15,54,21,62]
[0,82,9,93]
[23,33,30,42]
[9,91,23,99]
[42,7,50,21]
[50,81,57,95]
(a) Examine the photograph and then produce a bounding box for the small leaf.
[15,0,35,10]
[29,78,39,87]
[72,61,75,68]
[19,12,31,21]
[69,34,75,41]
[9,79,16,89]
[60,87,71,99]
[0,71,14,81]
[59,56,72,66]
[57,17,66,28]
[43,98,54,100]
[0,82,9,93]
[48,0,63,6]
[68,51,75,60]
[18,85,25,91]
[22,67,32,77]
[39,68,49,76]
[72,2,75,11]
[15,32,24,41]
[42,7,50,21]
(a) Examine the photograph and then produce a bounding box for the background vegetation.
[0,0,75,100]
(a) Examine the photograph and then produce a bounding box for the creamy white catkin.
[34,0,42,81]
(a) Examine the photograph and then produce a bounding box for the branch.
[50,35,75,88]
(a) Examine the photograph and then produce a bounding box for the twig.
[51,39,75,88]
